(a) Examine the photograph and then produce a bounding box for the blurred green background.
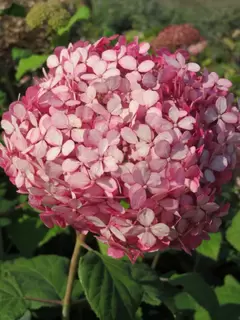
[0,1,240,319]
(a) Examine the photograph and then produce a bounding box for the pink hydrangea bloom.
[1,36,240,262]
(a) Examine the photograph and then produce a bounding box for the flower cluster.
[1,36,239,261]
[151,24,206,55]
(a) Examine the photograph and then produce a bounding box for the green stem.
[151,251,161,269]
[62,233,85,320]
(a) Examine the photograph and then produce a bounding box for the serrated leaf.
[131,263,176,306]
[4,255,82,310]
[16,55,48,80]
[226,211,240,251]
[58,6,90,35]
[0,273,28,320]
[215,275,240,305]
[79,251,142,320]
[170,273,219,319]
[196,232,222,261]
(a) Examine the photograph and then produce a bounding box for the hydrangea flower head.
[1,36,239,262]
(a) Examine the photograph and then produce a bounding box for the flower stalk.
[62,232,85,320]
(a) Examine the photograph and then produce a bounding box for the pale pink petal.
[143,90,159,107]
[87,216,106,227]
[107,95,122,115]
[67,172,90,189]
[51,112,69,129]
[121,127,138,144]
[1,120,14,135]
[210,155,228,172]
[217,78,232,88]
[46,146,61,161]
[102,49,117,61]
[222,112,238,123]
[135,142,150,157]
[171,143,188,160]
[47,54,59,68]
[205,107,218,123]
[62,159,80,172]
[102,68,121,79]
[90,161,104,177]
[80,73,98,81]
[187,62,200,72]
[178,116,196,130]
[26,128,41,144]
[13,103,26,120]
[34,141,47,158]
[138,60,154,73]
[129,184,147,209]
[151,223,170,237]
[71,128,85,143]
[216,97,227,114]
[134,124,152,142]
[77,145,98,163]
[98,138,109,156]
[92,60,107,75]
[110,226,126,242]
[103,156,118,172]
[138,231,156,247]
[139,42,150,54]
[149,159,167,171]
[119,55,137,70]
[45,127,63,146]
[96,177,118,193]
[154,140,171,158]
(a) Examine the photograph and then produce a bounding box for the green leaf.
[0,273,28,320]
[12,48,32,61]
[0,217,11,227]
[131,263,176,306]
[226,211,240,251]
[5,255,82,310]
[38,225,69,247]
[16,55,48,80]
[79,251,143,320]
[170,273,219,319]
[7,217,48,256]
[196,233,222,261]
[19,310,31,320]
[58,6,90,35]
[215,275,240,305]
[97,240,108,255]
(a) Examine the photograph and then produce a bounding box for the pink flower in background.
[1,36,240,262]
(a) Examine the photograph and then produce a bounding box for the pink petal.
[1,120,14,135]
[26,128,41,144]
[96,177,118,193]
[143,90,159,107]
[187,62,200,72]
[46,146,61,161]
[90,161,104,177]
[138,208,155,226]
[221,112,238,123]
[102,68,121,79]
[110,226,126,242]
[139,42,150,54]
[138,60,154,73]
[102,49,117,61]
[154,140,171,158]
[121,127,138,144]
[210,155,228,172]
[149,159,167,172]
[168,106,179,123]
[87,216,106,227]
[171,143,188,160]
[71,128,85,143]
[138,231,156,247]
[129,184,147,209]
[205,107,218,123]
[45,127,63,146]
[151,223,170,237]
[62,159,80,172]
[13,103,26,120]
[92,60,107,75]
[80,73,98,81]
[204,169,215,183]
[103,156,118,172]
[119,55,137,70]
[67,172,90,189]
[62,140,75,156]
[178,116,196,130]
[134,124,152,142]
[51,112,69,129]
[217,78,232,88]
[107,95,122,115]
[135,142,150,157]
[98,138,109,156]
[216,97,227,114]
[34,141,47,158]
[77,145,98,163]
[47,54,59,68]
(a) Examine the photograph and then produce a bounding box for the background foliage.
[0,1,240,320]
